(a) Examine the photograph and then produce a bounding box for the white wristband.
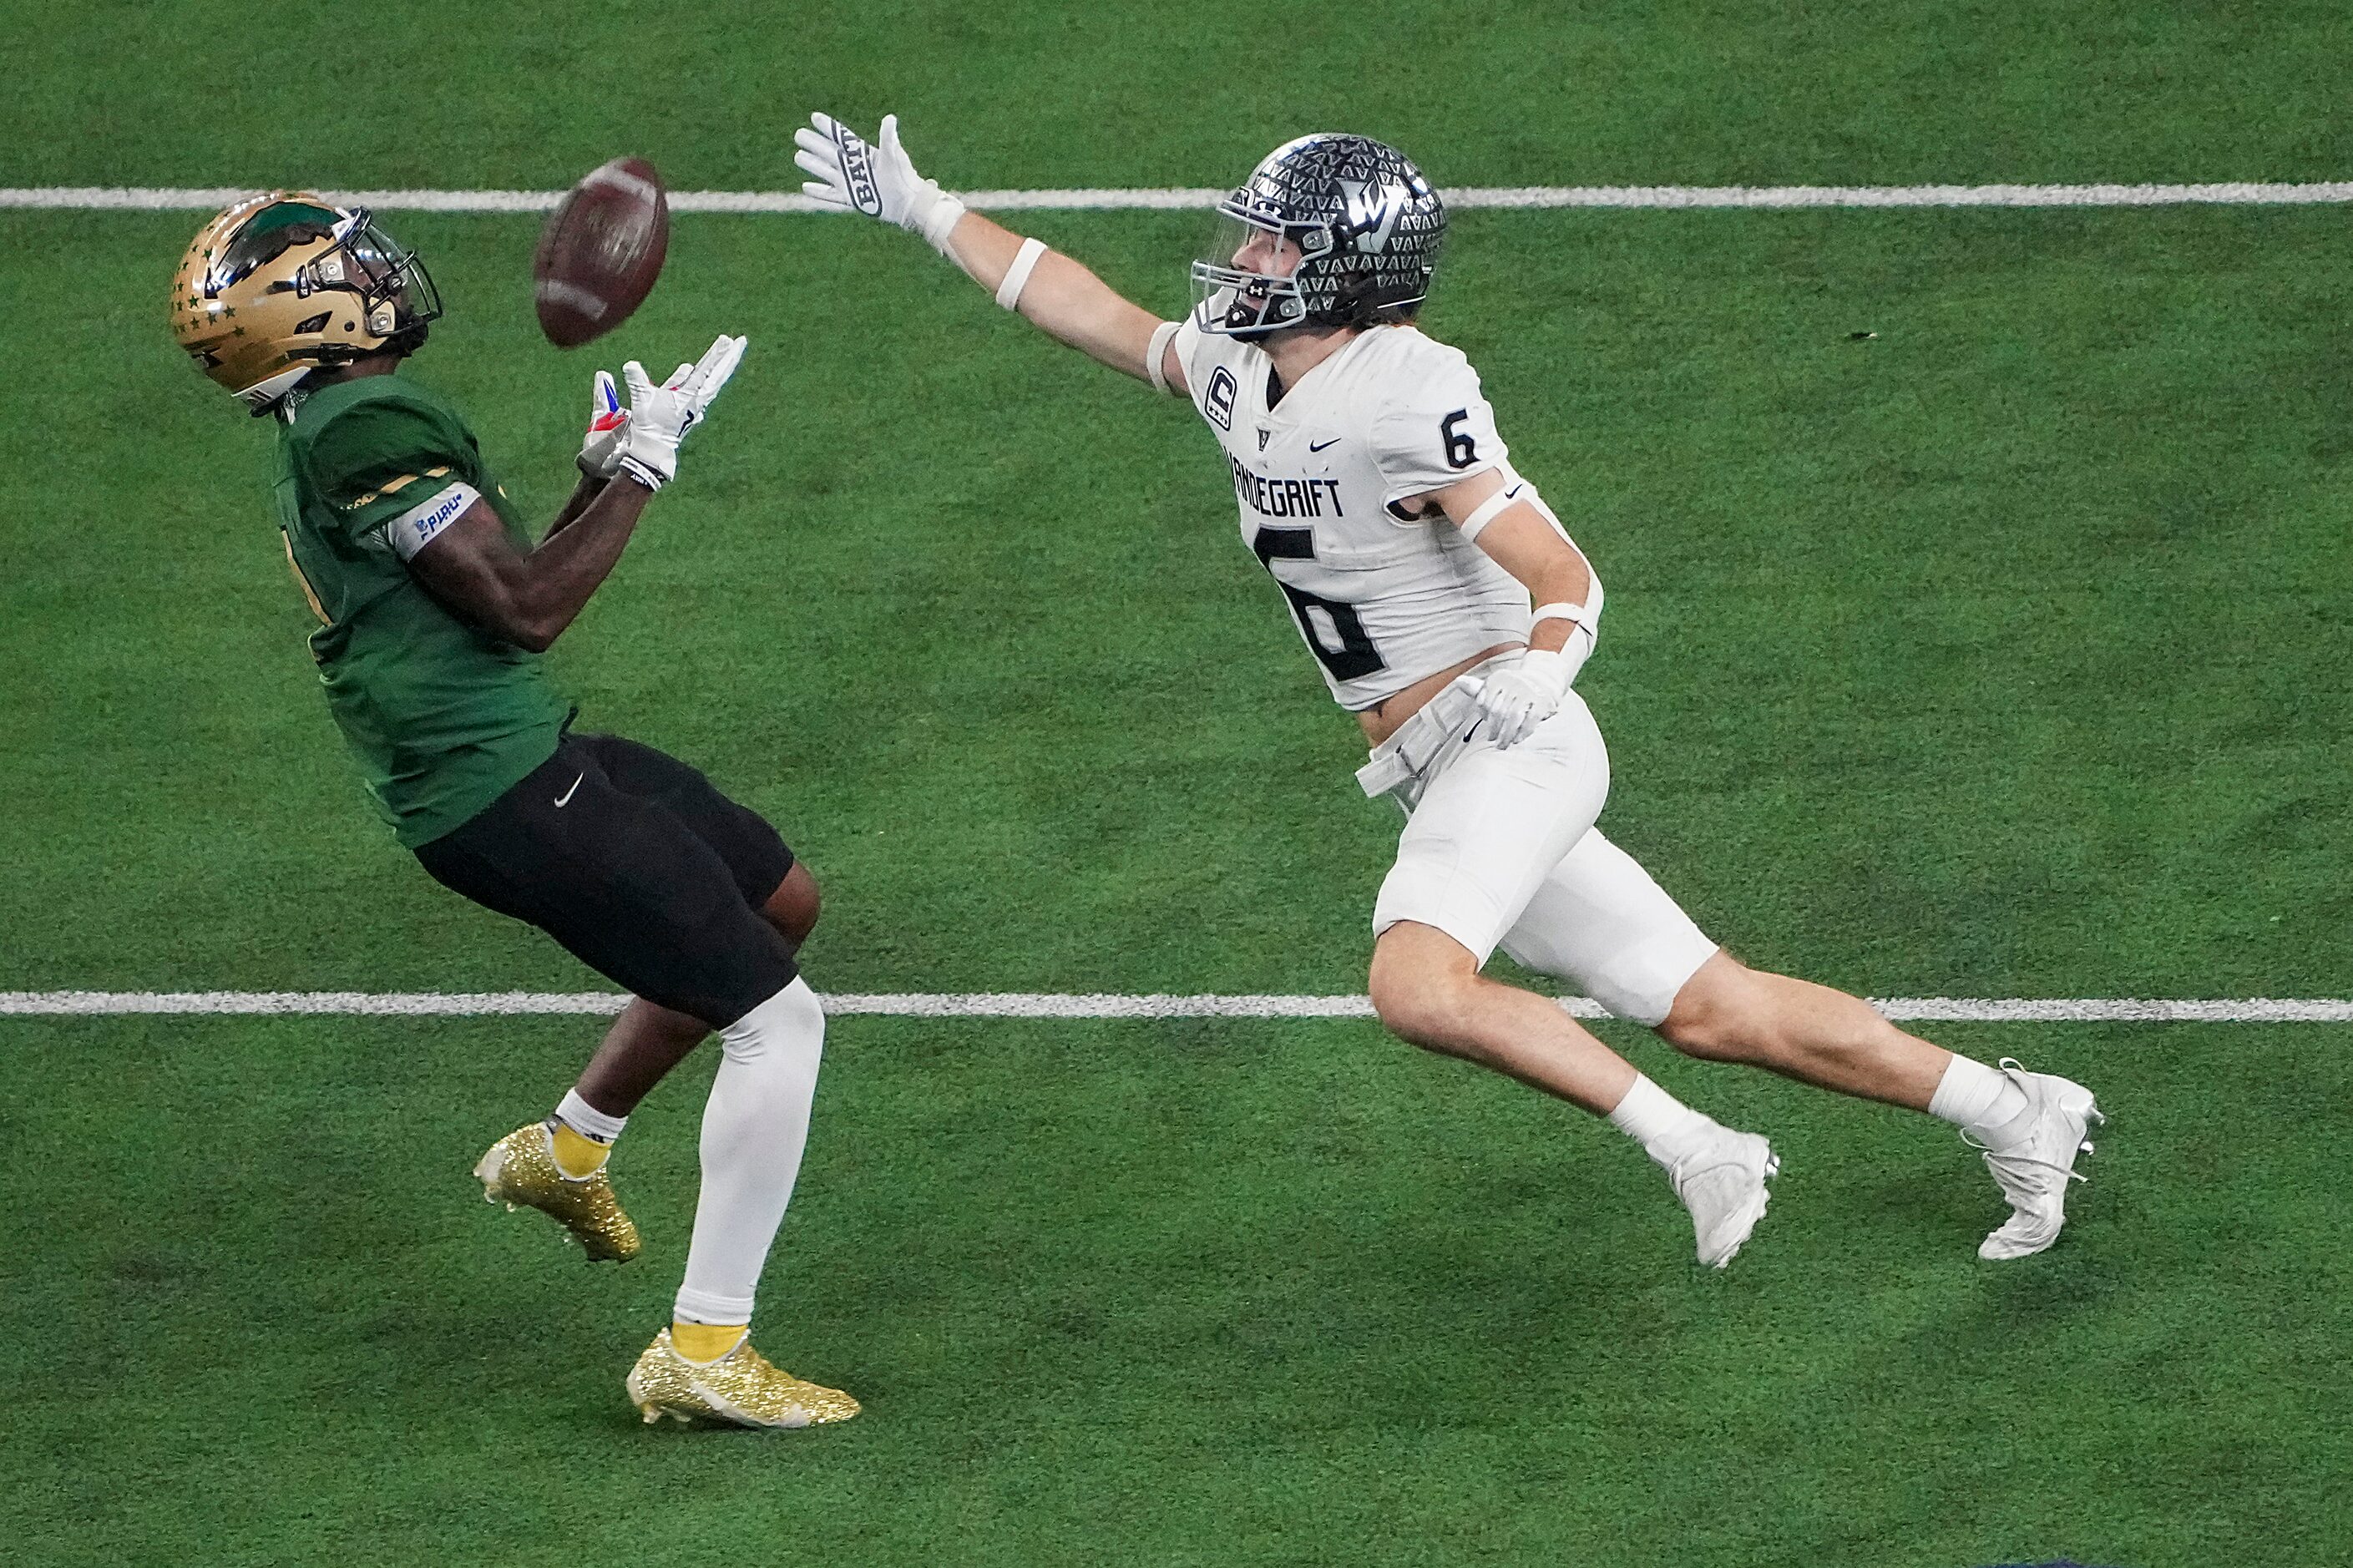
[1146,320,1181,394]
[995,236,1048,311]
[918,190,968,254]
[1532,594,1600,686]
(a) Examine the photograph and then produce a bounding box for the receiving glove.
[615,335,749,491]
[1475,647,1575,750]
[792,112,966,252]
[577,369,629,479]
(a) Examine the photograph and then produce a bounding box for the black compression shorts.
[412,731,798,1029]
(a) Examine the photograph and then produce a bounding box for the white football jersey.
[1171,318,1534,710]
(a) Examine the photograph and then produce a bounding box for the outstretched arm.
[795,113,1187,394]
[945,210,1182,388]
[405,336,748,651]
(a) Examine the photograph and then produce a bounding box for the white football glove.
[615,335,749,492]
[577,369,629,479]
[792,112,966,252]
[1475,648,1575,750]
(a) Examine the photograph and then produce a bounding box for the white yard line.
[8,182,2353,215]
[1,991,2348,1022]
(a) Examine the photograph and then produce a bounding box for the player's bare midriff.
[1357,640,1523,748]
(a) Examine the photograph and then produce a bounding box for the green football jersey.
[273,372,568,847]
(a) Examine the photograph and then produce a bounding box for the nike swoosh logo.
[554,772,584,808]
[1461,719,1483,744]
[1309,438,1342,453]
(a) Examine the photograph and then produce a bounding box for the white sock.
[552,1088,626,1145]
[673,978,825,1326]
[1928,1055,2032,1146]
[1607,1074,1714,1168]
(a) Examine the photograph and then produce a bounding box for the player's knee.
[762,862,821,948]
[1655,957,1768,1061]
[1368,950,1474,1052]
[1370,975,1455,1050]
[719,975,825,1069]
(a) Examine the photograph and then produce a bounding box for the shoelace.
[1958,1058,2092,1196]
[1971,1138,2089,1196]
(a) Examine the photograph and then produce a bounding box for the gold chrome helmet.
[170,192,443,414]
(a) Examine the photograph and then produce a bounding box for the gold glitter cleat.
[472,1121,640,1262]
[625,1328,861,1429]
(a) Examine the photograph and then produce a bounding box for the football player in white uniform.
[795,116,2105,1266]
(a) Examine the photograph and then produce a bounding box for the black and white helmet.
[1191,133,1446,339]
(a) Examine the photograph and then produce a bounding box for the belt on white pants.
[1354,661,1512,801]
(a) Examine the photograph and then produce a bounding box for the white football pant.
[1368,670,1717,1026]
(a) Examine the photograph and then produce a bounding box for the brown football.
[533,157,670,348]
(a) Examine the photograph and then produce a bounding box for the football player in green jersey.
[172,192,856,1428]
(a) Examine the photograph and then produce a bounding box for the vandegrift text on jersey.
[1228,453,1348,518]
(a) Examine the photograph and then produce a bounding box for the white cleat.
[1667,1125,1780,1269]
[1971,1059,2105,1261]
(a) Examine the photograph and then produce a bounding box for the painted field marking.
[7,182,2353,215]
[2,992,2349,1022]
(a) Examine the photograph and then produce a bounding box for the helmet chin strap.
[1231,306,1354,346]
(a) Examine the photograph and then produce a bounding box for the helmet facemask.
[1191,201,1324,339]
[321,210,443,346]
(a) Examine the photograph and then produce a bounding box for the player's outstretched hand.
[577,369,629,479]
[615,335,748,492]
[793,113,965,250]
[1475,648,1574,749]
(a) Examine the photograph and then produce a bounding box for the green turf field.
[4,6,2349,1565]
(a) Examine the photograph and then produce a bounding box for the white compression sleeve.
[673,977,827,1326]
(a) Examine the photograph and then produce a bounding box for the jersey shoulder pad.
[295,378,480,533]
[1361,327,1506,503]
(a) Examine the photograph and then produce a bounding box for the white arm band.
[1531,574,1605,681]
[995,236,1048,311]
[383,481,480,561]
[1146,320,1182,395]
[1458,474,1530,543]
